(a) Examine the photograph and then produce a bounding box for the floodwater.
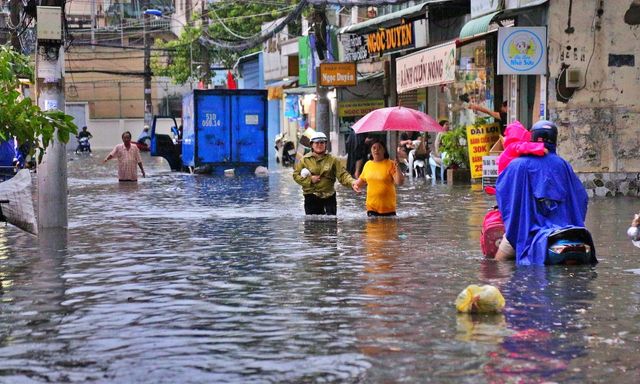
[0,151,639,383]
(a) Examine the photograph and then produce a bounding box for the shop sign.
[299,36,311,86]
[342,34,369,62]
[338,99,385,117]
[396,42,456,94]
[366,21,414,56]
[471,0,501,18]
[481,155,499,187]
[498,27,547,75]
[466,123,501,179]
[319,63,357,87]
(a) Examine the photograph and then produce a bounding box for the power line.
[199,0,307,52]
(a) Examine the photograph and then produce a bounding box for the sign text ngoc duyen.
[366,22,413,56]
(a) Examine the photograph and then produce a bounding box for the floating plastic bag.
[455,284,505,313]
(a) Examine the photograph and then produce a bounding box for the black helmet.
[531,120,558,145]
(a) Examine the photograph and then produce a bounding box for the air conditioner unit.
[566,67,581,88]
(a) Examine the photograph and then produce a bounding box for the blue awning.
[459,11,502,39]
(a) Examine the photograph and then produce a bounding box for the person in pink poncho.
[489,120,546,261]
[497,120,547,174]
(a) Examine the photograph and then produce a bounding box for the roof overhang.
[338,0,454,35]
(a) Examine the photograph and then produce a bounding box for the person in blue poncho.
[495,120,596,266]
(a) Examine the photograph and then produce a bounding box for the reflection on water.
[0,151,638,382]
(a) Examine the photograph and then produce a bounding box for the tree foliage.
[153,0,302,85]
[0,46,77,163]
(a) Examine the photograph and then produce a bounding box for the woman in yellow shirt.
[353,138,405,216]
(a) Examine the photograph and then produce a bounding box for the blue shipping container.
[181,89,268,174]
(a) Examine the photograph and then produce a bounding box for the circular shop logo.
[501,30,544,72]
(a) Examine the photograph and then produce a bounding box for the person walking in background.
[468,101,508,135]
[627,213,640,248]
[430,120,449,167]
[104,131,146,182]
[137,125,151,146]
[293,132,360,215]
[345,130,369,178]
[353,138,404,217]
[77,126,93,140]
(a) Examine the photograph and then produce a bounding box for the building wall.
[66,46,190,119]
[548,0,640,176]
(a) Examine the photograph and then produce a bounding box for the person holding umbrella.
[293,132,361,215]
[353,138,405,216]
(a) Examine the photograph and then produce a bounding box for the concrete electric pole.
[312,5,331,149]
[201,0,210,87]
[143,0,153,128]
[36,3,67,229]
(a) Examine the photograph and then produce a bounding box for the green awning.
[338,0,452,35]
[459,11,502,39]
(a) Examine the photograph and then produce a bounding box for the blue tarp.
[496,153,591,265]
[0,140,16,167]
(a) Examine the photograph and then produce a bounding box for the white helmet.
[310,132,328,143]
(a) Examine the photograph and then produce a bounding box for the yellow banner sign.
[319,63,357,87]
[338,100,385,117]
[466,123,501,179]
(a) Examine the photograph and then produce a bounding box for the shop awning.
[358,71,384,82]
[283,86,317,95]
[459,11,502,39]
[267,77,298,88]
[338,0,452,35]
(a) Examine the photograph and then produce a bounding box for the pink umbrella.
[351,106,445,134]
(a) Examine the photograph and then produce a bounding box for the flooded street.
[0,151,639,383]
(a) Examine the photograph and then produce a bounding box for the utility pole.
[201,1,210,88]
[36,2,67,229]
[312,5,331,148]
[143,0,153,128]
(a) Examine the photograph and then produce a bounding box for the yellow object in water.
[455,284,505,313]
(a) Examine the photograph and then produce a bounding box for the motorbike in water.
[480,186,504,259]
[75,136,91,154]
[480,186,596,265]
[275,135,296,167]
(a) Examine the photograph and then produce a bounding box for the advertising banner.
[298,36,311,86]
[341,34,369,62]
[396,42,456,94]
[338,100,384,117]
[319,63,357,87]
[497,27,547,75]
[466,123,501,179]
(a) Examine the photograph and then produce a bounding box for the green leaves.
[0,45,77,163]
[440,125,470,168]
[153,1,301,85]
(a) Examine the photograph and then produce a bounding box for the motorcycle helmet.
[310,132,328,143]
[530,120,558,144]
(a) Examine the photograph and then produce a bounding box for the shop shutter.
[398,89,418,110]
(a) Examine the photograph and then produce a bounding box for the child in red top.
[497,120,546,174]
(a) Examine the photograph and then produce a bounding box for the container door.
[231,93,267,164]
[196,93,231,165]
[181,92,195,166]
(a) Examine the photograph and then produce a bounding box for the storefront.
[391,0,548,180]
